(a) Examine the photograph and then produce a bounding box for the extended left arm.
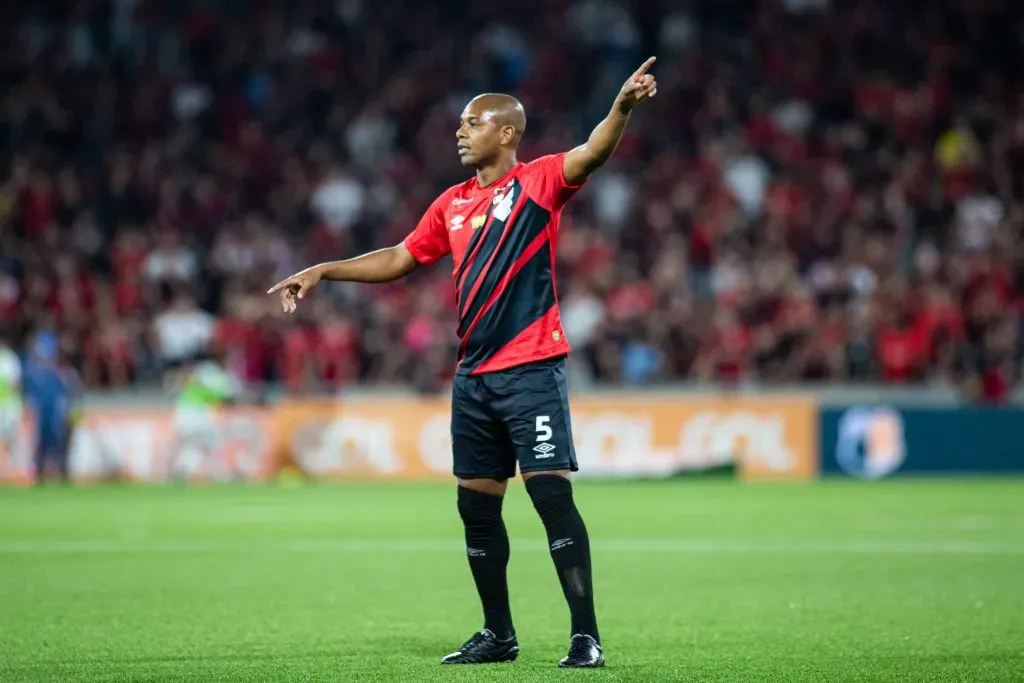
[563,56,658,186]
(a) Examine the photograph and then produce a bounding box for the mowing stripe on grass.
[1,538,1023,555]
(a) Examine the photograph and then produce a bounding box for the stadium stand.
[0,0,1021,402]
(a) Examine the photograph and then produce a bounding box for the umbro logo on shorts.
[533,442,556,458]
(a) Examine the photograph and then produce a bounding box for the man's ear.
[501,126,516,145]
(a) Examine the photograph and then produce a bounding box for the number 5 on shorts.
[536,415,552,442]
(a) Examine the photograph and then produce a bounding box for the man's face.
[456,102,507,167]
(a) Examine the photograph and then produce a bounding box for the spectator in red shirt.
[876,309,924,384]
[316,307,359,390]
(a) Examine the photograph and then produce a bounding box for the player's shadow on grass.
[363,633,468,659]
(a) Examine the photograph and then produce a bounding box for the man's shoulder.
[436,179,476,204]
[521,153,566,173]
[517,153,579,210]
[518,154,571,194]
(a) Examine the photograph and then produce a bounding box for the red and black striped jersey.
[403,153,586,375]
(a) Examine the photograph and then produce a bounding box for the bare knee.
[521,469,571,482]
[457,477,509,497]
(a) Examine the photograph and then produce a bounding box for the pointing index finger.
[632,56,657,80]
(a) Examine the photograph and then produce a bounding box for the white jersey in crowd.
[0,347,22,440]
[0,347,21,407]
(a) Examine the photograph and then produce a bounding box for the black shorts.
[451,356,579,480]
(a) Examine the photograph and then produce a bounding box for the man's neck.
[475,156,517,188]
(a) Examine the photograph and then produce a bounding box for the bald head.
[466,93,527,140]
[456,94,527,170]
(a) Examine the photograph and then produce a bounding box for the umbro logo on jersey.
[449,215,466,231]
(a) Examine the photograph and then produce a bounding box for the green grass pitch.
[1,479,1022,682]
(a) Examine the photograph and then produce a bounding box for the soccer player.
[167,352,242,481]
[23,333,79,484]
[268,57,658,668]
[0,331,23,461]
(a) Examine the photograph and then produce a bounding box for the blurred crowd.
[2,0,1024,401]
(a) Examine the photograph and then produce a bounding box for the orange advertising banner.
[272,395,819,482]
[0,395,818,484]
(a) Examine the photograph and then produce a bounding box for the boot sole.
[441,646,519,664]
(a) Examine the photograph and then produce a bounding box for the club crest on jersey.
[471,215,486,229]
[491,179,516,205]
[493,185,517,221]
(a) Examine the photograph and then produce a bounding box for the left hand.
[616,56,658,114]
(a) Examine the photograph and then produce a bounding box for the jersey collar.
[470,161,524,192]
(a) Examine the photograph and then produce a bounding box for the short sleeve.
[403,192,452,266]
[523,153,586,211]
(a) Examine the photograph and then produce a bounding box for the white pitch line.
[0,539,1023,555]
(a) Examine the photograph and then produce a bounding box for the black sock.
[525,475,599,644]
[457,486,514,639]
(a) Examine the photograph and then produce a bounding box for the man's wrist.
[613,98,633,118]
[309,263,329,281]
